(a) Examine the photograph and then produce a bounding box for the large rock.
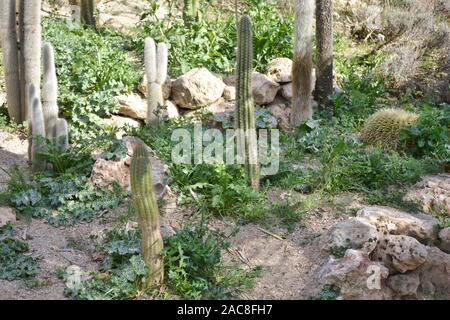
[90,136,166,198]
[102,115,141,129]
[404,174,450,215]
[171,68,225,109]
[356,206,439,243]
[438,227,450,253]
[0,207,16,227]
[266,57,293,83]
[184,100,235,128]
[372,235,428,273]
[138,75,172,100]
[252,72,280,105]
[223,86,236,101]
[116,94,147,120]
[267,98,290,132]
[319,249,392,300]
[280,83,292,100]
[324,217,379,254]
[386,273,420,298]
[413,246,450,299]
[223,73,280,105]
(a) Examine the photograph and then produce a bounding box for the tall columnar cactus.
[54,118,69,153]
[2,0,41,124]
[291,0,314,125]
[29,86,46,172]
[130,143,164,289]
[42,42,59,138]
[21,0,42,122]
[144,37,168,124]
[80,0,96,28]
[3,0,22,123]
[183,0,201,24]
[235,15,260,192]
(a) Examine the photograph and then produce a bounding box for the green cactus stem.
[3,0,22,123]
[42,42,59,138]
[235,15,260,192]
[130,143,164,289]
[144,37,168,124]
[29,91,46,172]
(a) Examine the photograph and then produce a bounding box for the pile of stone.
[319,205,450,299]
[112,58,305,132]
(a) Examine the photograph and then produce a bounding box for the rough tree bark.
[315,0,334,114]
[291,0,315,126]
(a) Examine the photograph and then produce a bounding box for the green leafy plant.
[400,103,450,160]
[0,223,40,281]
[42,18,140,141]
[162,223,260,299]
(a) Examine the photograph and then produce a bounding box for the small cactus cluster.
[144,37,168,125]
[28,43,69,172]
[360,108,418,149]
[235,15,260,192]
[130,143,164,289]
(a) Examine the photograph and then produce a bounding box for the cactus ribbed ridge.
[144,37,168,124]
[235,15,260,192]
[360,108,418,149]
[130,143,164,289]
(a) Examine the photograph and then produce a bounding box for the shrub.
[400,103,450,161]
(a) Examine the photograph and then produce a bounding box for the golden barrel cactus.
[360,108,418,149]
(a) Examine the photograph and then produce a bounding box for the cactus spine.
[291,0,314,125]
[29,87,46,172]
[130,143,164,289]
[2,0,41,124]
[28,42,69,170]
[144,38,168,124]
[235,15,260,192]
[42,42,59,138]
[21,0,42,122]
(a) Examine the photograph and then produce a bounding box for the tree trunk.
[291,0,315,126]
[315,0,334,114]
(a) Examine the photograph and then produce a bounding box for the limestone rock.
[102,115,141,129]
[138,75,172,100]
[413,246,450,299]
[324,217,379,254]
[404,174,450,215]
[280,83,292,100]
[223,73,280,105]
[387,273,420,298]
[319,249,391,300]
[266,57,293,83]
[252,72,280,105]
[372,235,428,273]
[223,86,236,101]
[172,68,225,109]
[116,94,147,120]
[356,206,439,242]
[0,207,16,227]
[90,136,166,198]
[267,99,290,132]
[438,227,450,253]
